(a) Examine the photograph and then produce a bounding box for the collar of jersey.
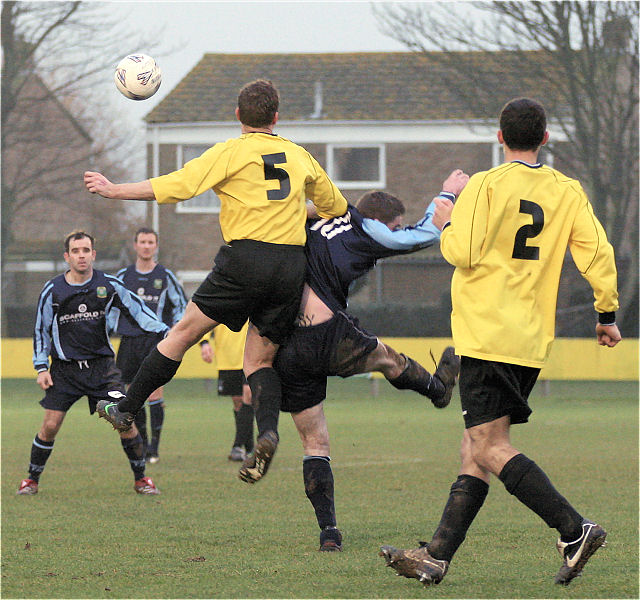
[511,159,542,169]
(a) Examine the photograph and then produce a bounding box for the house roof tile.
[145,51,550,124]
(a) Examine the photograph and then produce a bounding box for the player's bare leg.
[292,404,342,551]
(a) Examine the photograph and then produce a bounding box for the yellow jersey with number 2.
[441,160,618,368]
[150,132,347,246]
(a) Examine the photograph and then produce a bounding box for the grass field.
[2,378,638,599]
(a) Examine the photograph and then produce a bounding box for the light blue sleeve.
[165,268,188,325]
[32,282,54,370]
[107,276,169,335]
[362,200,442,251]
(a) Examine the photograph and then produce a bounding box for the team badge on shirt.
[154,279,163,289]
[97,286,107,298]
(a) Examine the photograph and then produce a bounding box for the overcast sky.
[110,1,409,124]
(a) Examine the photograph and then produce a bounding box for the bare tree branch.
[373,0,638,330]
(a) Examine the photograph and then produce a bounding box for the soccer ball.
[114,54,162,100]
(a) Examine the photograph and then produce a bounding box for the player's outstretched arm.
[595,322,621,347]
[84,171,156,201]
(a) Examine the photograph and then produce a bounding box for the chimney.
[310,81,323,119]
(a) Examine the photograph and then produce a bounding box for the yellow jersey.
[201,322,248,371]
[150,133,347,245]
[441,161,618,368]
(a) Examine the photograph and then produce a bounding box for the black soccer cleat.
[554,519,607,585]
[431,346,461,409]
[380,542,449,586]
[96,399,134,432]
[238,430,278,484]
[319,526,343,552]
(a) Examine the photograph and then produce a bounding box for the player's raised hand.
[442,169,469,197]
[432,197,454,231]
[84,171,114,197]
[596,322,621,347]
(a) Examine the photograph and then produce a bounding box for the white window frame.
[174,145,221,214]
[326,143,386,189]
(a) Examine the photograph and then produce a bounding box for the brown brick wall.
[149,141,494,274]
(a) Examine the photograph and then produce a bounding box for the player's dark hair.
[64,231,95,253]
[134,227,158,243]
[238,79,279,128]
[499,98,547,151]
[356,191,405,224]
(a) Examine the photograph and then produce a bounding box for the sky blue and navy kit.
[113,264,187,335]
[112,264,187,382]
[304,201,444,312]
[33,269,169,412]
[276,198,448,412]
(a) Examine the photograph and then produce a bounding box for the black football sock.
[149,401,164,455]
[499,453,583,541]
[247,368,281,438]
[388,355,445,399]
[237,403,255,453]
[232,408,244,448]
[121,348,180,414]
[134,407,148,450]
[427,475,489,562]
[28,435,54,483]
[121,433,146,480]
[303,456,337,529]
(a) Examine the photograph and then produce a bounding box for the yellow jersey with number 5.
[150,132,347,245]
[441,160,618,368]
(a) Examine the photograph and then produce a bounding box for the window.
[175,145,221,213]
[327,144,385,189]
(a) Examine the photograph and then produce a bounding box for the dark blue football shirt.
[304,202,443,313]
[113,264,187,336]
[33,269,169,371]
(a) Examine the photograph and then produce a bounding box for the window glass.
[328,145,385,188]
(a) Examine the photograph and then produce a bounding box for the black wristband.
[598,311,616,325]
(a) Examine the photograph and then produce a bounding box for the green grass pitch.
[2,378,638,598]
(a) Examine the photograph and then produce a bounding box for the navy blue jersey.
[33,269,169,371]
[112,263,187,336]
[305,203,442,313]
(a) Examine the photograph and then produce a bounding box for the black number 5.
[512,199,544,260]
[262,152,291,200]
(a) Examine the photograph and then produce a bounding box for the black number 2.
[512,199,544,260]
[262,152,291,200]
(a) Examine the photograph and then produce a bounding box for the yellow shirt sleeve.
[440,171,488,268]
[305,153,348,219]
[568,189,619,314]
[150,144,230,204]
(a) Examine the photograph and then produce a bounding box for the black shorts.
[40,357,125,414]
[192,240,305,345]
[459,356,540,428]
[274,311,379,413]
[116,333,159,383]
[217,369,246,396]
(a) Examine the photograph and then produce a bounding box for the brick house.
[141,52,595,336]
